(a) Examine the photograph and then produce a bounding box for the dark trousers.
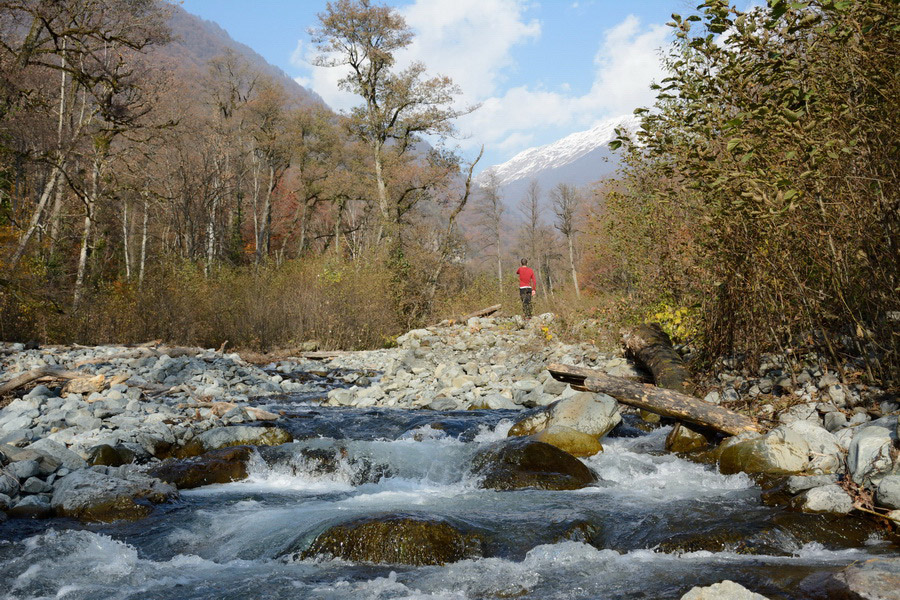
[519,287,533,318]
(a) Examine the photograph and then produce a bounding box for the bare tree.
[476,171,504,294]
[551,182,581,297]
[519,179,546,296]
[310,0,474,247]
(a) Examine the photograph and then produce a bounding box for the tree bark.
[567,234,580,297]
[622,323,692,394]
[547,363,759,436]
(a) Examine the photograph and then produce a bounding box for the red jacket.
[516,266,536,289]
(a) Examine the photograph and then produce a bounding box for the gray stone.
[9,494,53,519]
[784,474,839,495]
[508,392,621,439]
[179,425,292,457]
[25,438,87,471]
[22,476,52,494]
[719,429,809,475]
[7,459,40,480]
[827,384,847,407]
[791,484,854,514]
[848,424,897,485]
[0,492,11,510]
[703,391,721,405]
[51,469,177,521]
[876,475,900,510]
[839,557,900,600]
[680,580,769,600]
[823,411,847,433]
[0,469,20,497]
[782,420,843,474]
[427,396,458,411]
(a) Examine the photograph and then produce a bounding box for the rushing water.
[0,397,896,600]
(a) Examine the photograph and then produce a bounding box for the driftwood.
[622,323,692,394]
[461,304,501,321]
[0,367,85,396]
[547,363,759,436]
[296,351,353,360]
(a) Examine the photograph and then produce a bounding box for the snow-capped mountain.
[476,113,639,203]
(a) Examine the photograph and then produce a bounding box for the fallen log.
[622,323,692,394]
[547,363,759,436]
[461,304,501,321]
[296,351,353,360]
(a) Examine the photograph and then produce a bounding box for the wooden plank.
[548,363,759,436]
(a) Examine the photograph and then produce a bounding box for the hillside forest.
[0,0,896,386]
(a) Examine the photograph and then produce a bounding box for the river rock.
[176,425,292,458]
[472,437,597,491]
[87,444,133,467]
[847,420,898,485]
[8,494,53,519]
[300,513,483,566]
[51,469,177,522]
[876,475,900,510]
[22,438,87,471]
[719,428,809,476]
[529,425,603,458]
[784,474,839,495]
[665,423,711,454]
[839,557,900,600]
[789,484,853,514]
[0,468,20,497]
[7,459,40,480]
[680,580,769,600]
[149,446,252,489]
[508,392,621,439]
[781,420,842,474]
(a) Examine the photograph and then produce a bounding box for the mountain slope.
[153,4,323,106]
[477,114,639,203]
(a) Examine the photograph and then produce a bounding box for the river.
[0,391,895,599]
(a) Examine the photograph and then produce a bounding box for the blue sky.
[179,0,692,168]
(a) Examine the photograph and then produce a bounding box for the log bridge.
[547,363,760,437]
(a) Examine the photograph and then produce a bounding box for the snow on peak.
[478,113,640,187]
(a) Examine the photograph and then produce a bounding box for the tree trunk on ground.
[622,323,692,394]
[547,363,760,436]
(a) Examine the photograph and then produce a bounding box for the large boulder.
[838,557,900,600]
[508,392,621,439]
[719,427,810,476]
[529,426,603,458]
[148,446,252,489]
[176,425,292,458]
[848,419,898,486]
[780,420,843,474]
[472,437,597,491]
[300,513,483,565]
[18,438,87,472]
[680,580,769,600]
[51,469,177,522]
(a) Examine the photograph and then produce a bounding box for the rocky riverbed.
[1,313,898,599]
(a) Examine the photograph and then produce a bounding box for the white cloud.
[454,15,670,154]
[294,4,670,162]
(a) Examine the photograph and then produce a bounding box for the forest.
[0,0,896,385]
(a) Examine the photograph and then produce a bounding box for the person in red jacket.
[516,258,537,319]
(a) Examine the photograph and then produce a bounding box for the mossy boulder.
[665,423,711,454]
[148,446,252,489]
[719,430,808,476]
[300,513,483,565]
[472,437,597,491]
[529,426,603,458]
[51,469,177,522]
[175,425,292,458]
